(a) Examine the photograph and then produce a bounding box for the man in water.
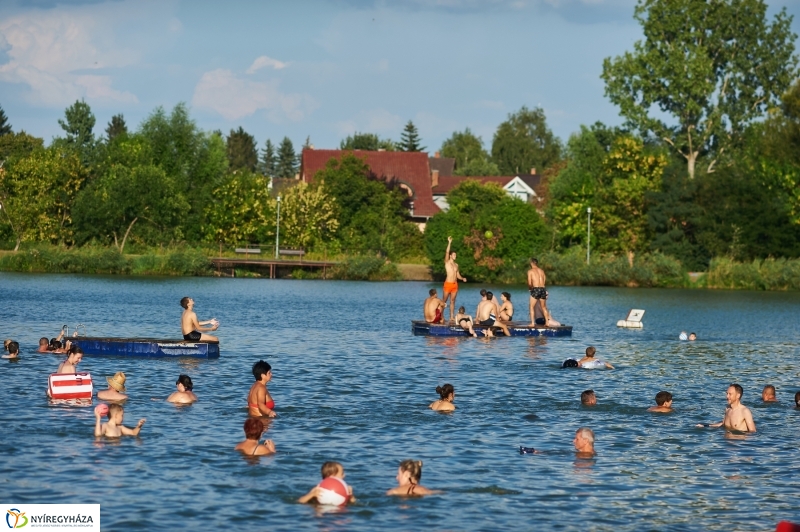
[761,385,778,402]
[697,383,756,432]
[476,291,510,336]
[180,297,219,342]
[581,390,596,406]
[443,236,467,323]
[423,288,445,324]
[647,391,673,412]
[574,427,595,456]
[527,258,559,327]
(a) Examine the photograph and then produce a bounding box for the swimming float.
[48,372,93,400]
[316,477,350,506]
[562,359,579,368]
[581,360,608,370]
[617,309,645,329]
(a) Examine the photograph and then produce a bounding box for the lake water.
[1,273,799,531]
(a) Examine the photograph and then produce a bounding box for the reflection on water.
[0,273,799,531]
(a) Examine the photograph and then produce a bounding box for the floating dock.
[412,321,572,337]
[69,337,220,359]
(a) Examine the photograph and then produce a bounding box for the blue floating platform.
[69,337,220,359]
[412,320,572,337]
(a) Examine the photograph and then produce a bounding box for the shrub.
[330,256,402,281]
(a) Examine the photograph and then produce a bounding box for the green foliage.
[602,0,798,178]
[330,256,402,281]
[276,137,297,178]
[491,106,562,175]
[105,114,127,142]
[540,247,686,287]
[399,121,425,152]
[0,105,12,136]
[260,139,277,177]
[280,180,338,250]
[57,100,96,165]
[226,126,258,172]
[440,128,499,176]
[424,180,549,282]
[0,132,44,161]
[0,246,131,274]
[706,256,800,290]
[203,170,274,244]
[131,248,212,276]
[340,132,395,151]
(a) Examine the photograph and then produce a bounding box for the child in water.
[429,383,455,411]
[577,346,614,369]
[94,404,145,438]
[647,391,673,412]
[386,459,439,496]
[2,341,19,359]
[298,461,356,505]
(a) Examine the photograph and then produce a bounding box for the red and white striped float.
[48,372,93,400]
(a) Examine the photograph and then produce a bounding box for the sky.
[2,0,800,153]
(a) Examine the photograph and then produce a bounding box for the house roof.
[432,175,518,195]
[516,174,542,190]
[300,149,440,217]
[429,156,456,177]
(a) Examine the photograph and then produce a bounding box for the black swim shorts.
[530,287,547,300]
[479,318,495,326]
[183,330,202,342]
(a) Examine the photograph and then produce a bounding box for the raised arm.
[94,412,103,437]
[120,419,146,436]
[445,236,452,262]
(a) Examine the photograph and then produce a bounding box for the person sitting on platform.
[499,292,514,322]
[248,360,277,418]
[454,306,478,337]
[97,372,128,402]
[235,418,276,456]
[762,385,778,403]
[423,288,445,324]
[56,346,83,374]
[648,391,673,412]
[37,337,51,353]
[94,404,145,438]
[577,346,614,369]
[476,292,510,336]
[180,296,219,342]
[2,341,19,359]
[429,383,456,411]
[168,374,197,404]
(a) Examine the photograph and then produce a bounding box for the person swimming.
[574,427,596,457]
[647,391,673,413]
[696,383,756,433]
[429,383,455,411]
[577,346,614,369]
[96,372,128,402]
[94,403,145,438]
[386,460,440,496]
[167,374,197,404]
[298,461,356,505]
[581,389,596,406]
[56,346,84,374]
[2,341,19,359]
[761,385,778,403]
[248,360,276,418]
[234,418,276,456]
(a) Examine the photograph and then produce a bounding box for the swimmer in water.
[454,306,478,337]
[688,332,697,341]
[577,346,614,369]
[56,347,83,374]
[795,391,800,408]
[298,461,356,504]
[37,337,51,353]
[761,385,778,403]
[429,383,455,411]
[580,389,596,406]
[248,360,276,418]
[696,383,756,433]
[96,372,128,402]
[180,297,219,342]
[573,427,595,457]
[234,418,276,456]
[2,341,19,359]
[94,404,145,438]
[424,288,445,324]
[386,460,440,496]
[647,391,673,412]
[167,374,197,404]
[498,292,513,322]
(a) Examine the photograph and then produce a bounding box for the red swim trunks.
[443,281,458,296]
[433,307,444,324]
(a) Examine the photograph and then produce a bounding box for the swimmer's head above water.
[585,346,596,358]
[581,390,596,406]
[176,374,193,392]
[762,385,777,402]
[252,360,272,382]
[655,391,673,407]
[574,427,595,454]
[436,383,454,401]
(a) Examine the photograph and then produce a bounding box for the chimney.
[431,169,439,188]
[530,168,536,175]
[434,151,440,158]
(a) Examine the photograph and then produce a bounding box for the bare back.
[424,296,443,322]
[528,266,546,288]
[181,309,199,335]
[476,300,494,321]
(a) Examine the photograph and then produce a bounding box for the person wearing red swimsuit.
[248,360,276,418]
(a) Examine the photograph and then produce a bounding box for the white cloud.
[0,4,139,106]
[192,68,315,122]
[246,55,288,74]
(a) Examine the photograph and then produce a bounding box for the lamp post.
[586,207,592,265]
[275,195,281,259]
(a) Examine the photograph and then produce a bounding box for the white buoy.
[617,309,645,328]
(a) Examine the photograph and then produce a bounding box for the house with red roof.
[430,170,541,211]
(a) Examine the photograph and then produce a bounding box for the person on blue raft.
[577,346,614,369]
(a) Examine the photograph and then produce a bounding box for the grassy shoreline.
[0,246,798,290]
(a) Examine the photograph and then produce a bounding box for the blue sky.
[2,0,800,153]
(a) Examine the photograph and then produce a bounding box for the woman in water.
[167,374,197,404]
[577,346,614,369]
[386,460,439,496]
[429,383,455,411]
[499,292,513,322]
[234,418,276,456]
[454,306,478,337]
[248,360,277,418]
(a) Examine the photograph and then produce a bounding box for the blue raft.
[69,337,220,359]
[412,320,572,337]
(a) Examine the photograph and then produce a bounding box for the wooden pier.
[210,257,339,278]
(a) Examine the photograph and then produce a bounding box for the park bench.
[235,248,261,254]
[279,249,305,258]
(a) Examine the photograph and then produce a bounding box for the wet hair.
[252,360,272,381]
[457,306,465,314]
[501,292,511,300]
[243,418,264,440]
[580,390,595,404]
[729,383,743,398]
[176,374,193,391]
[399,459,423,484]
[655,391,673,406]
[321,461,343,479]
[576,427,594,443]
[480,289,487,297]
[108,404,124,418]
[51,340,62,350]
[429,288,437,296]
[530,258,538,265]
[39,337,49,346]
[562,358,579,368]
[436,383,454,400]
[486,291,494,301]
[68,346,83,358]
[585,346,596,357]
[180,297,191,309]
[7,341,19,354]
[795,391,800,406]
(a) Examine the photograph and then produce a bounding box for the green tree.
[260,139,277,177]
[280,180,339,250]
[340,132,395,151]
[105,114,127,142]
[440,128,499,175]
[0,106,12,136]
[276,137,297,178]
[602,0,798,179]
[57,100,96,164]
[203,171,275,244]
[226,127,258,172]
[491,106,562,175]
[0,132,44,162]
[399,121,425,152]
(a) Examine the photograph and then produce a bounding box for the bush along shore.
[1,246,799,290]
